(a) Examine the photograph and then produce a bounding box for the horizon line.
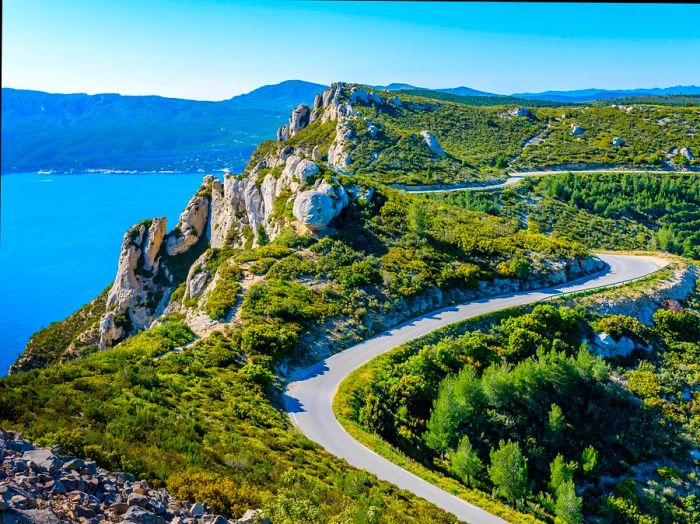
[2,80,700,102]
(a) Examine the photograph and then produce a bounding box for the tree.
[548,403,567,447]
[256,224,270,246]
[488,440,529,506]
[425,366,483,455]
[581,445,598,476]
[450,436,483,488]
[554,480,583,524]
[549,454,577,494]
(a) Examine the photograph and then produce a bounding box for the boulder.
[390,96,402,107]
[127,493,150,508]
[292,181,349,230]
[22,449,59,472]
[509,107,530,117]
[571,125,584,135]
[367,124,379,138]
[288,104,311,137]
[612,137,623,147]
[190,502,206,517]
[311,145,323,161]
[122,505,165,524]
[681,147,694,160]
[420,130,446,157]
[592,332,636,357]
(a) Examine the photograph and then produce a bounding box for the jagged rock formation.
[420,130,446,158]
[100,218,169,348]
[166,184,212,256]
[0,430,269,524]
[681,146,694,160]
[97,87,371,347]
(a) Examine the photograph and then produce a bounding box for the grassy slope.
[281,87,700,187]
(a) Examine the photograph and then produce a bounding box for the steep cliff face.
[18,82,622,361]
[95,88,363,347]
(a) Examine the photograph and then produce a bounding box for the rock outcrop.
[681,147,694,160]
[166,184,212,256]
[586,262,699,325]
[509,107,530,117]
[588,332,640,358]
[100,217,170,348]
[420,130,446,158]
[0,430,269,524]
[571,125,584,136]
[288,104,311,137]
[292,180,349,230]
[613,137,623,147]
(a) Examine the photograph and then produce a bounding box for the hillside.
[1,83,603,522]
[3,82,700,523]
[1,81,325,173]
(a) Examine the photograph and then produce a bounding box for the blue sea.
[0,171,220,374]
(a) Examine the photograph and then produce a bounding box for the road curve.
[284,254,667,523]
[406,169,683,194]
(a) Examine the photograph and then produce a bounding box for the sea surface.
[0,171,221,374]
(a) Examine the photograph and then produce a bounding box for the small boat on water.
[37,169,54,175]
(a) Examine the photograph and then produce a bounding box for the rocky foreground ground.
[0,431,267,524]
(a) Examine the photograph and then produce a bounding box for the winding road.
[284,254,668,523]
[404,169,685,194]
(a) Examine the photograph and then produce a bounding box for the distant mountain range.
[512,85,700,103]
[1,80,325,173]
[374,82,700,102]
[2,79,698,173]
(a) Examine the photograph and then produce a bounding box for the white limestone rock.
[288,104,311,137]
[592,332,637,358]
[420,130,446,158]
[166,193,210,256]
[681,147,694,160]
[509,107,530,117]
[292,180,349,230]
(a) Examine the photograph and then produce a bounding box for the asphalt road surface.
[284,254,667,523]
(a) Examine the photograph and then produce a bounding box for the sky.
[2,0,699,100]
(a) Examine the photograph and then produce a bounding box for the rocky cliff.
[96,84,372,348]
[14,82,613,364]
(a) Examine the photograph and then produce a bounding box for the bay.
[0,171,220,374]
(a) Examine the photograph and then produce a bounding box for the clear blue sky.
[3,0,699,100]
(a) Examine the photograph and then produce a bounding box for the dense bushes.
[0,321,457,522]
[343,303,699,522]
[204,263,242,320]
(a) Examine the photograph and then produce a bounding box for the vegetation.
[10,286,110,373]
[423,172,700,258]
[337,298,700,523]
[0,322,459,522]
